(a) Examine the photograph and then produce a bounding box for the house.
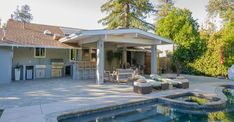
[0,19,172,84]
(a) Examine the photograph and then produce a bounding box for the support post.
[151,45,157,75]
[96,40,104,85]
[72,63,77,80]
[122,47,127,68]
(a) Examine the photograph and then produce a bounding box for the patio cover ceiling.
[59,29,173,46]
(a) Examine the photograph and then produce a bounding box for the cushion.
[134,81,151,87]
[176,76,185,79]
[150,74,162,81]
[136,79,147,83]
[162,78,181,85]
[134,75,146,80]
[145,79,161,87]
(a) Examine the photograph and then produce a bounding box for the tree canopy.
[155,8,206,74]
[156,0,174,18]
[207,0,234,21]
[154,0,233,77]
[13,4,33,23]
[98,0,155,31]
[186,0,234,76]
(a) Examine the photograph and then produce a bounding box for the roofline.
[60,28,173,44]
[7,19,86,32]
[0,43,80,49]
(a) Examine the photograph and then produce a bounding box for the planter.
[15,68,21,81]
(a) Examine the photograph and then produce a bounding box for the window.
[70,49,77,61]
[34,48,46,58]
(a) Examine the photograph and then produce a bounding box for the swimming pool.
[58,87,234,122]
[0,110,3,118]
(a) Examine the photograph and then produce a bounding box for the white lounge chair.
[135,75,169,90]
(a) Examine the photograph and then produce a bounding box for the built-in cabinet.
[75,61,96,80]
[26,66,34,80]
[35,65,46,79]
[35,69,46,79]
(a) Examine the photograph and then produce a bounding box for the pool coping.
[51,86,228,122]
[45,98,157,122]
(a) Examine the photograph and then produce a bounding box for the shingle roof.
[0,19,78,48]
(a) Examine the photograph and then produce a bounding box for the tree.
[222,21,234,68]
[188,21,234,77]
[99,0,155,31]
[185,0,234,77]
[156,0,174,18]
[207,0,234,21]
[13,4,33,23]
[188,31,226,76]
[155,8,206,75]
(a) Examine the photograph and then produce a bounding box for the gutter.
[0,43,81,49]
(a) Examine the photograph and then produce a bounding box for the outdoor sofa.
[104,69,137,83]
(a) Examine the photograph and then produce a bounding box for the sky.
[0,0,210,29]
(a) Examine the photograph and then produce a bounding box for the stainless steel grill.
[51,59,64,77]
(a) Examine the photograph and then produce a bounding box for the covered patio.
[60,29,172,84]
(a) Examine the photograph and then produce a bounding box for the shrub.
[189,96,208,105]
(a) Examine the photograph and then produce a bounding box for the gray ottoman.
[133,80,152,94]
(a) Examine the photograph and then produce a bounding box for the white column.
[122,47,127,68]
[96,40,104,85]
[151,45,157,75]
[72,63,77,80]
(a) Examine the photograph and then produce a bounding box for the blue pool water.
[59,88,234,122]
[0,110,3,118]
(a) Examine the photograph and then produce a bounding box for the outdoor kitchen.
[12,47,72,81]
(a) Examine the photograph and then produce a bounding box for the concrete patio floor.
[0,74,233,122]
[0,78,134,109]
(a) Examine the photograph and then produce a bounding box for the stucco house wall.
[12,47,70,79]
[0,47,13,84]
[13,47,70,65]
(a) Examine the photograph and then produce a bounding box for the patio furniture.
[104,71,111,82]
[173,79,189,89]
[162,77,189,89]
[134,75,169,90]
[150,74,189,89]
[145,79,169,90]
[115,69,136,83]
[133,79,152,94]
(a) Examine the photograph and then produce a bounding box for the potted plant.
[15,64,21,81]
